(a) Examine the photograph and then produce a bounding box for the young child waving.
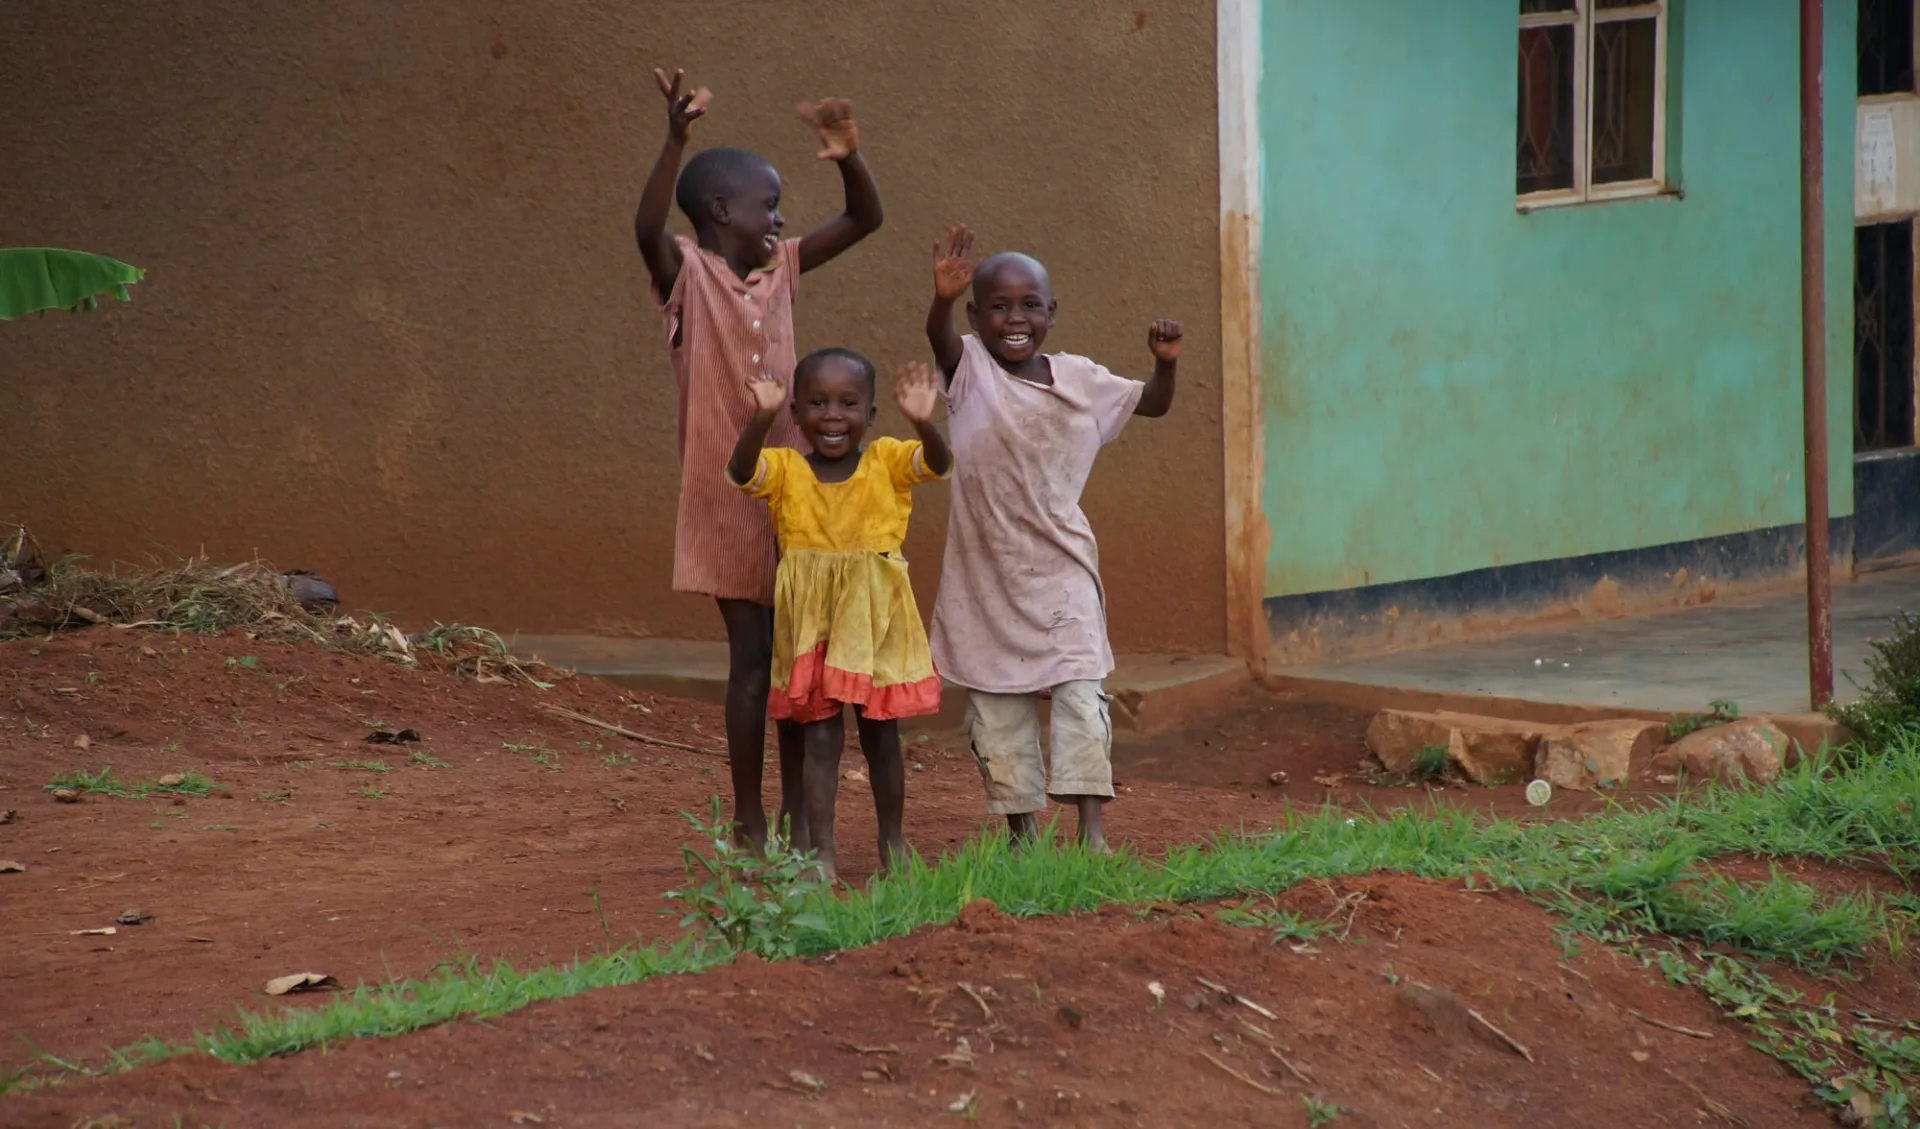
[924,225,1182,852]
[727,350,952,883]
[633,67,884,850]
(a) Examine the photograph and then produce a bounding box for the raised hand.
[796,98,859,160]
[655,67,712,143]
[894,361,941,423]
[1148,318,1184,362]
[747,372,789,416]
[933,224,976,301]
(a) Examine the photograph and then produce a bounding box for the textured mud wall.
[0,1,1225,651]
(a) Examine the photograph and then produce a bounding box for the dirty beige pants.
[963,681,1113,815]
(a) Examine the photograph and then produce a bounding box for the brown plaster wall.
[0,1,1225,652]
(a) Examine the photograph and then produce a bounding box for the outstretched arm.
[635,68,710,297]
[728,375,790,486]
[794,99,884,273]
[894,362,953,476]
[926,225,976,384]
[1135,319,1183,418]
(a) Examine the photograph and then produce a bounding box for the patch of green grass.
[329,759,391,774]
[356,785,386,800]
[1215,900,1337,945]
[224,655,260,672]
[408,751,451,768]
[1667,698,1740,741]
[44,768,217,799]
[33,728,1920,1115]
[1303,1094,1343,1126]
[602,750,636,768]
[1409,743,1449,782]
[202,824,241,832]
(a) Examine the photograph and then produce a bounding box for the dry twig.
[540,704,724,759]
[1630,1009,1715,1040]
[1465,1007,1534,1062]
[1200,1051,1282,1097]
[1195,976,1278,1021]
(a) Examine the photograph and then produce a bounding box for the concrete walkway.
[1290,566,1920,714]
[506,634,1249,731]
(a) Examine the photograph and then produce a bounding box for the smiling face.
[714,162,785,269]
[790,352,876,461]
[967,253,1056,370]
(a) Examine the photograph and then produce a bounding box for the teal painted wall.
[1259,0,1857,599]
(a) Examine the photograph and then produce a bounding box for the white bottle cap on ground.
[1525,779,1552,806]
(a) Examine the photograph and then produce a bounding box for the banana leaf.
[0,247,144,320]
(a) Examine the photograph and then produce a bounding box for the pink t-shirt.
[929,334,1144,694]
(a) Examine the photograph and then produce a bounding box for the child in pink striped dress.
[633,67,884,850]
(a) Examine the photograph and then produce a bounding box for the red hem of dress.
[769,642,943,723]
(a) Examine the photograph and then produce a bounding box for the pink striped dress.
[655,235,806,604]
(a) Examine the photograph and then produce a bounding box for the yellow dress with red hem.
[733,438,946,723]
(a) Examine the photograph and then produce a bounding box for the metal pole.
[1800,0,1835,708]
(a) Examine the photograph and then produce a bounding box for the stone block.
[1759,712,1856,766]
[1652,719,1788,786]
[1366,709,1559,785]
[1536,719,1664,792]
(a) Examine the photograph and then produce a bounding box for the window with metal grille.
[1855,221,1918,452]
[1518,0,1669,207]
[1859,0,1916,97]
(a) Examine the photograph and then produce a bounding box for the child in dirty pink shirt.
[632,67,884,850]
[922,225,1183,852]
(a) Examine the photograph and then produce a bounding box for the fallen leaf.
[52,788,81,804]
[1631,1050,1650,1063]
[1312,773,1344,788]
[505,1113,544,1126]
[0,860,24,873]
[1147,980,1166,1005]
[947,1090,978,1114]
[788,1069,826,1092]
[843,769,868,783]
[264,971,337,996]
[72,734,91,750]
[693,1044,715,1062]
[156,773,186,787]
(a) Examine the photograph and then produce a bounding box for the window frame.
[1518,0,1671,211]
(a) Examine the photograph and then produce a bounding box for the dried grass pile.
[0,525,561,689]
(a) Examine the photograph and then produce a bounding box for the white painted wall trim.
[1217,0,1269,667]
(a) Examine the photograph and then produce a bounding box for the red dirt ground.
[0,629,1898,1127]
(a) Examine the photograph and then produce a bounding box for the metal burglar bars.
[1854,220,1918,452]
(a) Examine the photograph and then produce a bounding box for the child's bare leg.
[1047,681,1115,855]
[715,598,775,848]
[963,690,1047,848]
[775,720,808,853]
[801,710,847,883]
[1067,796,1108,853]
[853,710,908,874]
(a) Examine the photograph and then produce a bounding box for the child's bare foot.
[879,837,912,877]
[1072,795,1109,854]
[1006,811,1041,846]
[732,808,769,853]
[813,852,839,886]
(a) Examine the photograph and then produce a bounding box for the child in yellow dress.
[727,349,952,882]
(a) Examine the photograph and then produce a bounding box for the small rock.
[1057,1005,1083,1029]
[1652,719,1788,786]
[1266,770,1288,786]
[115,907,153,926]
[156,773,186,787]
[1,809,17,825]
[1183,992,1210,1012]
[52,788,80,804]
[0,860,24,873]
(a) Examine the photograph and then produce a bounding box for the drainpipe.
[1800,0,1835,708]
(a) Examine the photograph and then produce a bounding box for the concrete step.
[508,635,1250,734]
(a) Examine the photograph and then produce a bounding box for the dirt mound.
[5,876,1839,1128]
